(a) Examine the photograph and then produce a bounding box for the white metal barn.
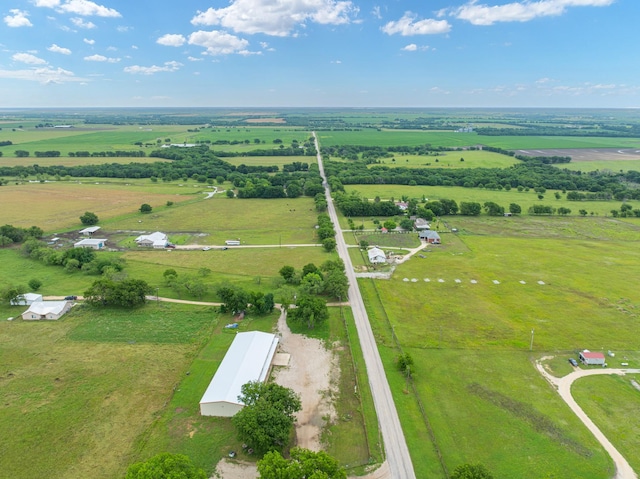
[199,331,279,417]
[367,247,387,264]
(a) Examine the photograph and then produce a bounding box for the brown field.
[514,148,640,161]
[0,182,193,231]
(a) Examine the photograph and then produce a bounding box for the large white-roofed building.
[22,301,72,320]
[199,331,279,417]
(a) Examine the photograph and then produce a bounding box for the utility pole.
[530,329,534,351]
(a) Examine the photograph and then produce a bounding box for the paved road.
[536,361,640,479]
[313,132,416,479]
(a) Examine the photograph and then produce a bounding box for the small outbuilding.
[79,226,101,236]
[579,351,606,366]
[10,292,43,306]
[367,247,387,264]
[419,230,441,244]
[22,301,72,320]
[199,331,279,417]
[414,218,430,230]
[74,238,107,250]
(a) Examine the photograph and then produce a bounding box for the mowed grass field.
[0,181,198,231]
[557,159,640,173]
[359,215,640,478]
[369,150,519,169]
[0,302,216,479]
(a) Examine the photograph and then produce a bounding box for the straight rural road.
[536,361,640,479]
[313,132,416,479]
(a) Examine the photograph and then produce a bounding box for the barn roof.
[24,301,69,316]
[200,331,279,408]
[581,352,605,359]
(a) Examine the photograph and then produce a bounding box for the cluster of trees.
[79,211,99,225]
[567,191,613,201]
[0,140,12,146]
[0,224,43,247]
[610,203,640,218]
[232,381,301,455]
[280,260,348,301]
[314,192,327,212]
[333,191,401,217]
[316,214,337,252]
[125,453,206,479]
[257,448,346,479]
[214,284,275,316]
[22,239,124,275]
[84,278,151,307]
[321,144,454,162]
[324,159,640,200]
[163,268,211,299]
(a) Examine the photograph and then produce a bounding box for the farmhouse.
[579,351,606,366]
[135,232,168,248]
[419,230,441,244]
[74,238,107,250]
[368,247,387,264]
[10,293,43,306]
[200,331,279,417]
[22,301,72,320]
[79,226,101,236]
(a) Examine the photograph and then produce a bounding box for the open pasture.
[370,149,519,169]
[346,184,628,217]
[0,302,214,479]
[0,181,197,231]
[317,129,638,149]
[108,195,319,245]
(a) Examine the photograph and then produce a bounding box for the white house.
[22,301,72,320]
[135,232,168,248]
[414,218,430,230]
[10,293,43,306]
[74,238,107,250]
[367,247,387,264]
[200,331,279,417]
[79,226,101,236]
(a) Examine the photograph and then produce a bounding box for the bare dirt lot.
[213,308,338,478]
[514,148,640,161]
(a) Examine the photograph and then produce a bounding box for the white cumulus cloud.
[188,30,250,55]
[33,0,61,7]
[59,0,120,17]
[0,66,83,84]
[48,43,72,54]
[12,52,47,65]
[84,54,119,62]
[124,61,183,75]
[451,0,615,26]
[382,12,451,35]
[191,0,359,36]
[4,9,33,27]
[83,38,95,44]
[157,34,186,47]
[71,17,95,28]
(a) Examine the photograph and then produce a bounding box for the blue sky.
[0,0,637,108]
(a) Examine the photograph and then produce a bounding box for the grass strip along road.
[314,132,417,479]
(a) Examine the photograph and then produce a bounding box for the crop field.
[358,215,640,478]
[0,302,216,479]
[346,184,628,217]
[369,150,519,169]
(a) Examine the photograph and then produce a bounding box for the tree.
[460,202,481,216]
[322,237,336,252]
[450,463,494,479]
[0,235,14,248]
[226,189,235,198]
[300,272,324,295]
[397,353,414,377]
[2,284,27,304]
[399,218,414,230]
[483,202,505,216]
[557,207,572,216]
[250,292,275,315]
[279,265,297,283]
[509,203,522,215]
[232,381,301,455]
[79,211,99,226]
[139,203,152,214]
[84,279,151,307]
[383,220,396,230]
[217,285,249,314]
[323,269,349,300]
[28,279,42,291]
[288,294,329,329]
[125,452,206,479]
[163,268,178,284]
[257,448,346,479]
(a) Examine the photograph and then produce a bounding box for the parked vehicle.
[569,358,578,367]
[64,295,78,300]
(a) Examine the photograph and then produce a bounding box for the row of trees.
[84,278,151,307]
[316,214,337,252]
[0,224,43,247]
[69,150,146,157]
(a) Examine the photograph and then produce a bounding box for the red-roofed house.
[579,351,605,366]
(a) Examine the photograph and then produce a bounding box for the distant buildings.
[419,230,441,244]
[74,238,107,250]
[135,232,168,248]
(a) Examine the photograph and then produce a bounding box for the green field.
[557,160,640,173]
[369,150,520,169]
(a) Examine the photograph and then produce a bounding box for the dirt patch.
[213,459,257,479]
[273,309,339,451]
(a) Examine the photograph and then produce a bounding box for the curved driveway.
[536,362,640,479]
[314,132,416,479]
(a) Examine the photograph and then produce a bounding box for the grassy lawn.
[572,373,640,473]
[370,150,519,169]
[0,302,215,479]
[556,160,640,173]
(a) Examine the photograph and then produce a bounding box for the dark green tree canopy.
[451,463,494,479]
[125,452,207,479]
[257,448,347,479]
[79,211,99,225]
